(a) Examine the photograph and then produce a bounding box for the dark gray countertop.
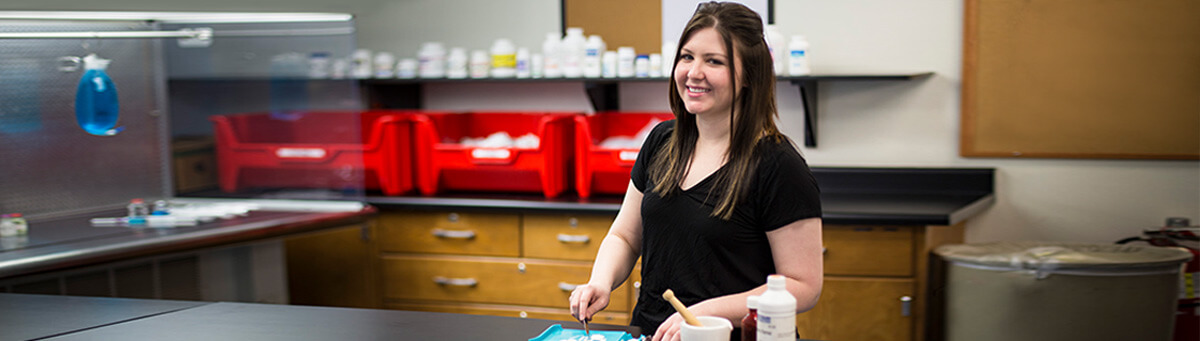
[0,203,375,279]
[0,293,207,341]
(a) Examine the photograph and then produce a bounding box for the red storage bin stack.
[210,110,431,195]
[574,112,675,198]
[413,112,577,197]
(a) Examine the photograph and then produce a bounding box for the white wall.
[6,0,1196,244]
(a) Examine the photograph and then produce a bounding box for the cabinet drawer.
[823,225,914,277]
[386,301,629,325]
[378,212,520,257]
[523,214,614,260]
[381,255,629,311]
[796,277,915,341]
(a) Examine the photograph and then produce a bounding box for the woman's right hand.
[569,283,612,322]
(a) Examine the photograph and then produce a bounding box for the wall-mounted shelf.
[172,72,932,148]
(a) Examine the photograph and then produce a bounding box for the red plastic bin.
[413,112,578,197]
[574,112,675,198]
[209,110,432,195]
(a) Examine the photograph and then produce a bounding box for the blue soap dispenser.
[75,53,123,136]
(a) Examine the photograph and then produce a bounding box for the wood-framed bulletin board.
[961,0,1200,160]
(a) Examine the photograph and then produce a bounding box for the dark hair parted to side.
[651,1,785,220]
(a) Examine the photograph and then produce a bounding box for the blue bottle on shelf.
[75,54,123,136]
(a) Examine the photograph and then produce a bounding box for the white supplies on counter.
[417,42,447,78]
[459,131,540,149]
[490,39,516,78]
[542,32,562,78]
[560,27,586,77]
[0,214,28,237]
[757,275,797,341]
[787,35,811,76]
[599,118,660,148]
[469,50,490,79]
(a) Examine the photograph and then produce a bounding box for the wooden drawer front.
[795,277,914,341]
[382,255,629,311]
[523,214,614,260]
[823,225,914,277]
[386,301,630,325]
[378,212,520,257]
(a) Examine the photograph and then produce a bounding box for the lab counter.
[0,293,640,341]
[0,201,376,279]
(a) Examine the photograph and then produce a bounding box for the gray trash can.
[935,241,1193,341]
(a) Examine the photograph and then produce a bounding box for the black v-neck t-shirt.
[628,120,822,333]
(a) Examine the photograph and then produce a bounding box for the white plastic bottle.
[446,47,469,79]
[560,27,586,78]
[765,25,787,76]
[661,42,676,77]
[601,51,618,78]
[490,39,516,78]
[515,47,531,78]
[541,32,562,78]
[787,35,811,76]
[757,275,796,341]
[469,50,490,79]
[617,47,636,78]
[417,42,446,78]
[583,35,605,78]
[531,53,544,78]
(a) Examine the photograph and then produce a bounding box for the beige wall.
[5,0,1197,244]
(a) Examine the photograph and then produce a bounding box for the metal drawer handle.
[557,233,591,243]
[432,228,476,239]
[433,276,478,287]
[559,282,582,292]
[900,296,912,317]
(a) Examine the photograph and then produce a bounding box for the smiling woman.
[568,2,824,341]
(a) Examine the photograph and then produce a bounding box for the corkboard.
[564,0,662,55]
[961,0,1200,159]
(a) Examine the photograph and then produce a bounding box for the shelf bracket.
[584,82,620,112]
[793,79,818,147]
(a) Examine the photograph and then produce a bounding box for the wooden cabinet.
[377,211,633,325]
[285,223,378,309]
[796,223,964,341]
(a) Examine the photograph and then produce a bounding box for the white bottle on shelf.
[787,35,811,76]
[560,27,586,78]
[602,51,618,78]
[617,47,636,78]
[490,38,516,78]
[469,50,490,79]
[531,53,544,78]
[515,47,531,78]
[417,42,446,78]
[542,32,562,78]
[583,35,605,78]
[446,47,468,79]
[661,42,676,77]
[757,275,797,341]
[765,25,787,76]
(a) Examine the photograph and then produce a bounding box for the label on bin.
[276,148,327,159]
[471,148,511,160]
[619,150,639,162]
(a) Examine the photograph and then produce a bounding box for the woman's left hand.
[651,312,685,341]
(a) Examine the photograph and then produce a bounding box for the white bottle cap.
[747,295,760,309]
[767,274,787,289]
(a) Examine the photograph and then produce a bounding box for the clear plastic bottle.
[542,32,562,78]
[757,275,796,341]
[490,39,516,78]
[765,25,787,76]
[127,198,150,218]
[75,54,122,136]
[742,295,759,341]
[787,35,811,76]
[560,27,586,78]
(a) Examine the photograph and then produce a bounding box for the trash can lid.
[934,241,1193,273]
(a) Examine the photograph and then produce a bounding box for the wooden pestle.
[662,289,703,327]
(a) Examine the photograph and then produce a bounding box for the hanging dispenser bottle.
[75,54,123,136]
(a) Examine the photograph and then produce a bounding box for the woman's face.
[675,27,740,118]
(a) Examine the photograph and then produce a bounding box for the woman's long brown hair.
[650,1,783,220]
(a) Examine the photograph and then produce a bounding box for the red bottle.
[741,295,759,341]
